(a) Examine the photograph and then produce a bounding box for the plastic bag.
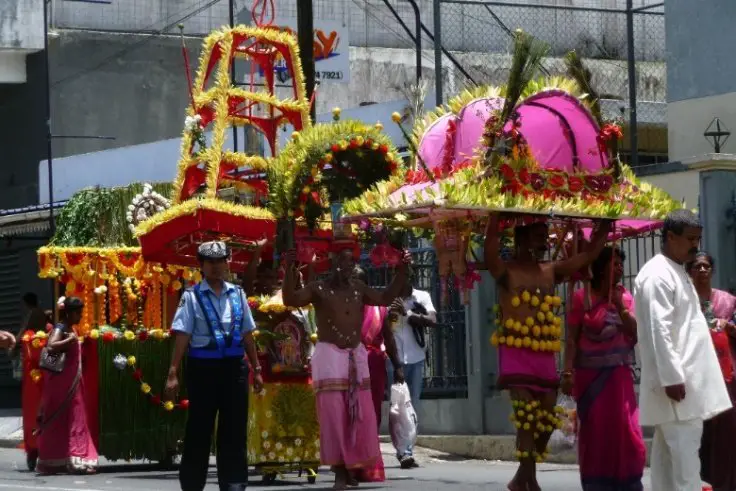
[389,383,417,454]
[548,394,577,453]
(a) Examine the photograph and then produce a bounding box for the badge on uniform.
[179,296,186,309]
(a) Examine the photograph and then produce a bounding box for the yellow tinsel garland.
[172,25,309,205]
[133,198,275,238]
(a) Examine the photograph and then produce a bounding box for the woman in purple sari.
[562,246,646,491]
[687,252,736,491]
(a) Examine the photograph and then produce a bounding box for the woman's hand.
[560,372,574,396]
[0,331,16,350]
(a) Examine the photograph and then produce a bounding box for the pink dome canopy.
[415,90,609,174]
[416,113,456,171]
[453,97,503,166]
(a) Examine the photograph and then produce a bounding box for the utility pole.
[296,0,316,121]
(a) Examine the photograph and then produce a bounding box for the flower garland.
[126,183,171,233]
[344,158,681,221]
[269,118,404,229]
[509,399,566,463]
[489,292,564,353]
[38,247,197,284]
[112,353,188,412]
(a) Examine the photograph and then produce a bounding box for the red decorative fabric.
[180,166,206,201]
[82,341,100,448]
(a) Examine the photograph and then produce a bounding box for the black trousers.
[180,357,248,491]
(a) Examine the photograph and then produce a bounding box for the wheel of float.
[26,450,38,472]
[262,472,278,485]
[158,450,178,469]
[307,475,317,484]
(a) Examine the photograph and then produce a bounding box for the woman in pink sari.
[687,252,736,491]
[562,246,646,491]
[36,296,98,475]
[353,268,387,483]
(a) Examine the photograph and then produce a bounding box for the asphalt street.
[0,444,652,491]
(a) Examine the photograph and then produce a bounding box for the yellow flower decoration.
[127,356,136,367]
[90,329,100,340]
[140,383,151,394]
[163,401,175,411]
[123,330,136,341]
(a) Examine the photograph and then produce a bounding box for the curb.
[381,434,653,465]
[0,437,22,450]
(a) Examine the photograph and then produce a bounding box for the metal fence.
[432,0,666,166]
[360,243,468,399]
[52,0,666,162]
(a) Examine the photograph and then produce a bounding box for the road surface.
[0,444,652,490]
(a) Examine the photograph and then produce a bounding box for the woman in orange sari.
[36,297,98,475]
[687,252,736,491]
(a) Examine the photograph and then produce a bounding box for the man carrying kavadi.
[282,241,410,490]
[485,213,611,491]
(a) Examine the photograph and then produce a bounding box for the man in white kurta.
[634,210,731,491]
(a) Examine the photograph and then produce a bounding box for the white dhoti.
[650,418,703,491]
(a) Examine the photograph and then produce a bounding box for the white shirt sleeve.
[640,275,686,387]
[418,290,437,323]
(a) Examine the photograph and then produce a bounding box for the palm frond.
[564,50,602,125]
[500,30,550,124]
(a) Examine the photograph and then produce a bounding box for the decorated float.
[124,15,403,484]
[22,183,192,470]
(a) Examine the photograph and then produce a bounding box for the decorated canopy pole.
[341,32,683,302]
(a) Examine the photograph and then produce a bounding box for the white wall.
[1,0,44,51]
[0,51,27,83]
[0,0,44,83]
[668,92,736,162]
[641,169,699,210]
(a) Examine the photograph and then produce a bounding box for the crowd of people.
[4,209,736,491]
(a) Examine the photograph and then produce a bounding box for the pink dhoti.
[498,345,558,392]
[311,342,380,469]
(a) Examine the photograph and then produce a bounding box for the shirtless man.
[282,243,410,490]
[484,213,611,491]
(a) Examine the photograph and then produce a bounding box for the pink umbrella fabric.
[453,97,504,165]
[510,90,608,173]
[417,113,456,171]
[415,90,607,174]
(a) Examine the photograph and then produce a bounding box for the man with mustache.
[484,213,611,491]
[634,209,731,491]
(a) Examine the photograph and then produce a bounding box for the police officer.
[165,241,263,491]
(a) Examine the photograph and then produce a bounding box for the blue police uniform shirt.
[171,279,256,349]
